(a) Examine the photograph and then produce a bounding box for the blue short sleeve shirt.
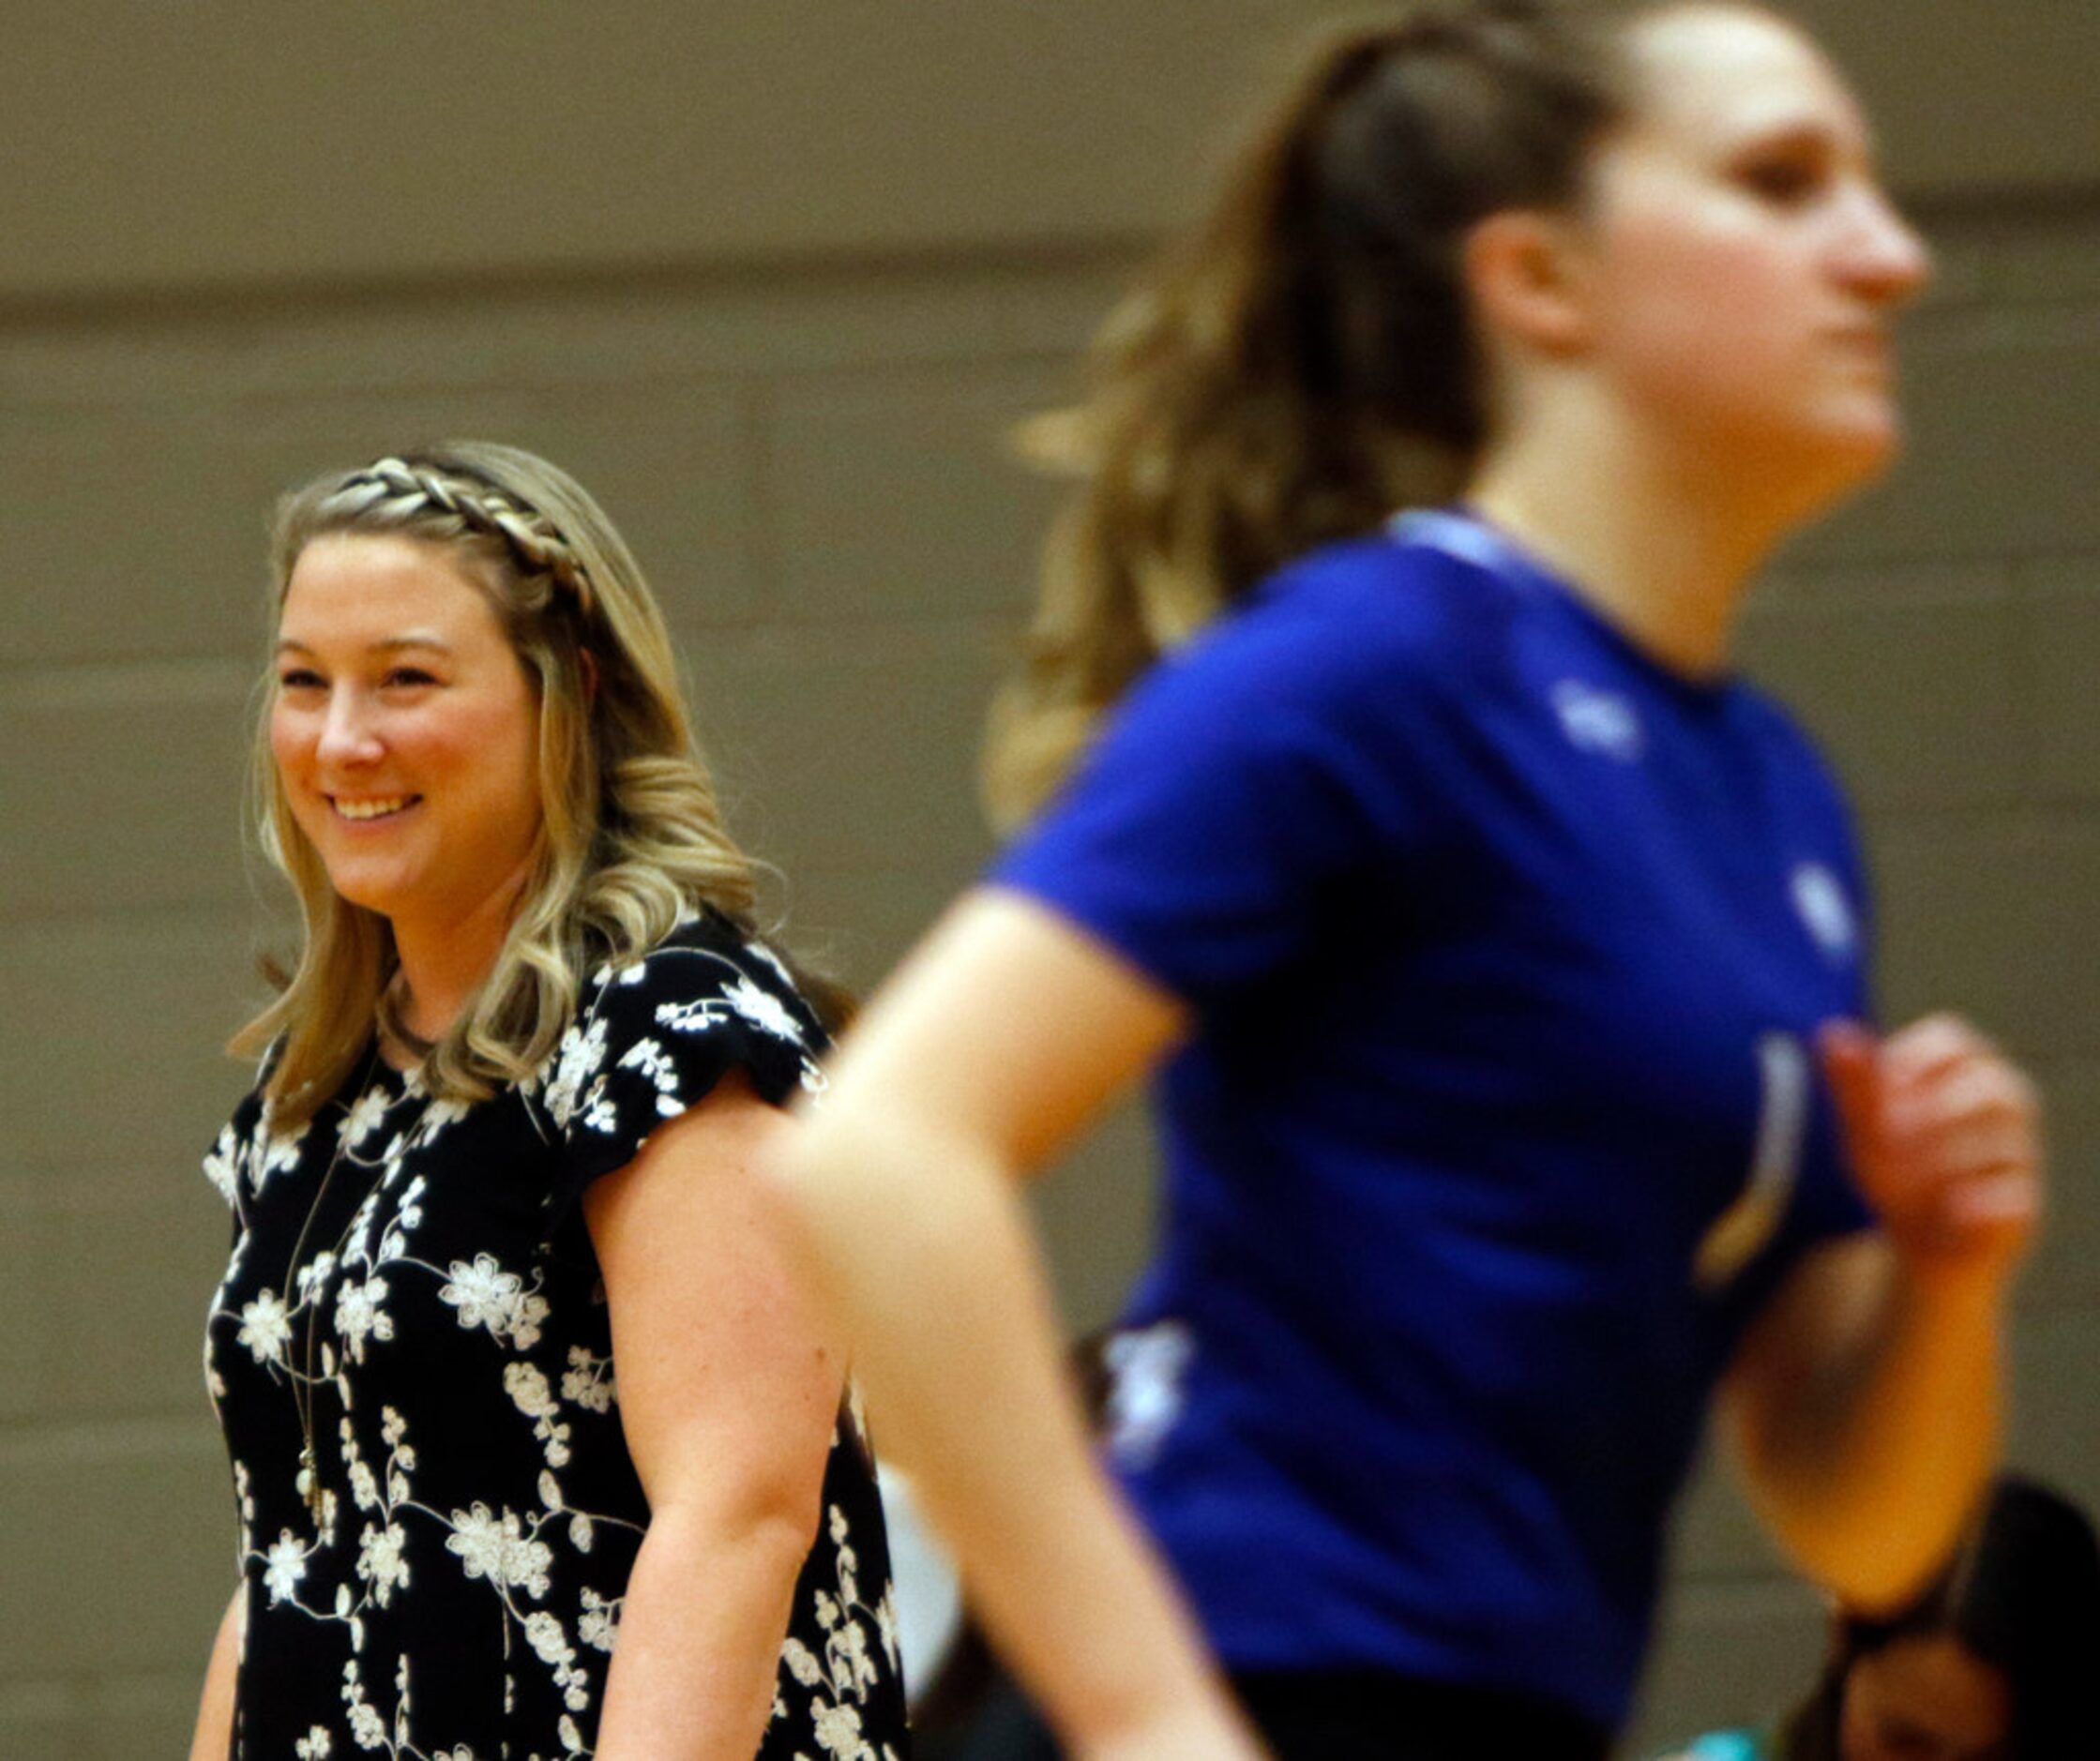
[990,511,1876,1727]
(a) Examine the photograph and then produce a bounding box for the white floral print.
[355,1521,410,1606]
[204,917,902,1757]
[333,1274,392,1362]
[338,1085,392,1153]
[204,1125,243,1205]
[721,974,806,1046]
[438,1254,550,1349]
[543,1016,609,1131]
[237,1290,294,1366]
[264,1530,310,1604]
[446,1502,554,1600]
[560,1346,614,1415]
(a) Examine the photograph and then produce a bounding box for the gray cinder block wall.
[1,5,2094,1753]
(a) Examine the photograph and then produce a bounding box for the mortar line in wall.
[1856,801,2100,833]
[0,190,2086,338]
[0,1670,198,1707]
[1781,547,2098,581]
[0,233,1166,340]
[0,897,259,937]
[1964,287,2100,317]
[0,608,1026,693]
[1907,182,2100,230]
[2012,1294,2100,1324]
[0,1164,222,1199]
[2032,1058,2100,1084]
[0,653,257,706]
[0,347,1100,423]
[0,1411,222,1460]
[1904,303,2100,354]
[740,343,1078,391]
[2008,547,2100,578]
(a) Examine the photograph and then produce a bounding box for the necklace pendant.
[297,1443,323,1516]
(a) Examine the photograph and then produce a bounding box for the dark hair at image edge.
[1777,1476,2100,1760]
[982,0,1683,829]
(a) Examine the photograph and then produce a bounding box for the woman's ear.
[580,648,600,706]
[1464,207,1595,358]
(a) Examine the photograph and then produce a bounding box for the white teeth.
[334,796,413,821]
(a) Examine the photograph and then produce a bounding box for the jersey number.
[1693,1032,1808,1292]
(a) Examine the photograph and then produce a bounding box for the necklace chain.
[279,1042,389,1518]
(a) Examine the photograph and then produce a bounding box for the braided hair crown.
[246,439,844,1121]
[328,453,598,617]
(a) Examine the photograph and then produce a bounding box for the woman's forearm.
[188,1586,242,1761]
[778,892,1260,1756]
[784,1108,1257,1758]
[1741,1017,2043,1609]
[1731,1242,2008,1610]
[593,1505,813,1761]
[1814,1267,2003,1604]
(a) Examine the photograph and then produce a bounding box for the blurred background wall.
[0,2,2093,1752]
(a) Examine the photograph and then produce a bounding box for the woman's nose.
[316,691,383,765]
[1844,181,1934,310]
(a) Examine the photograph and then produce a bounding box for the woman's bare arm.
[584,1072,845,1761]
[1723,1016,2041,1609]
[778,888,1264,1760]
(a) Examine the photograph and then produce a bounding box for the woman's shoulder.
[1256,526,1497,638]
[533,910,828,1195]
[201,1039,331,1212]
[552,909,826,1106]
[1128,528,1499,742]
[577,909,823,1047]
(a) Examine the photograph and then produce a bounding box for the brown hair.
[235,441,846,1124]
[983,0,1661,827]
[1776,1477,2100,1761]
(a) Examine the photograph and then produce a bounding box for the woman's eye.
[1738,156,1824,204]
[277,669,324,691]
[383,667,437,688]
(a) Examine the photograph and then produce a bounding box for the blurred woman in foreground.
[780,6,2043,1756]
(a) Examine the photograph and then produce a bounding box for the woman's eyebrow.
[272,634,457,656]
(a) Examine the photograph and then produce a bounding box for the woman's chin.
[320,865,414,920]
[1799,417,1905,512]
[1746,407,1905,529]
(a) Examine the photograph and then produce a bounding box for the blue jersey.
[990,510,1875,1727]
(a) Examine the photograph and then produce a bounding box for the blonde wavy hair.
[983,0,1650,829]
[234,440,838,1125]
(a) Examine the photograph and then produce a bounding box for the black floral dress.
[203,911,910,1760]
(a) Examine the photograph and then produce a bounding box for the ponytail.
[984,1,1639,829]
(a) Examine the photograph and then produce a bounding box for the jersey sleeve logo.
[1789,861,1857,963]
[1102,1321,1195,1471]
[1551,679,1646,761]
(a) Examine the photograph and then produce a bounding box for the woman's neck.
[1466,407,1797,679]
[385,859,535,1048]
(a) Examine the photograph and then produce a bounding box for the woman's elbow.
[645,1476,827,1574]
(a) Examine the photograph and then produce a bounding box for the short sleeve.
[202,1068,275,1246]
[991,549,1445,1007]
[537,913,827,1228]
[1754,698,1879,1251]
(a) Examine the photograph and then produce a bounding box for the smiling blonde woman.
[192,444,907,1761]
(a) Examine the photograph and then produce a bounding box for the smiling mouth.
[330,794,421,822]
